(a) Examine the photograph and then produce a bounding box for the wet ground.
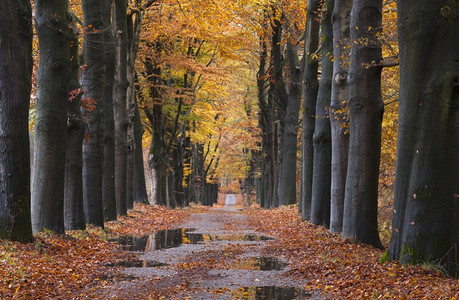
[101,195,322,299]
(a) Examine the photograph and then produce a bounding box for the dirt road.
[88,195,320,299]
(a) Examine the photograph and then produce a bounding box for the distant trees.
[0,0,34,242]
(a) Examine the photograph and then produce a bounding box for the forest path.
[91,194,319,299]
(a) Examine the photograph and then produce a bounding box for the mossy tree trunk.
[389,0,458,277]
[0,0,34,242]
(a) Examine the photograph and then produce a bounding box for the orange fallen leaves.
[247,206,458,299]
[0,203,189,299]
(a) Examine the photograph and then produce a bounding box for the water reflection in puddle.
[232,286,311,299]
[231,257,288,271]
[112,228,272,252]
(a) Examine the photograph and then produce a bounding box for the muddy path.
[85,195,321,299]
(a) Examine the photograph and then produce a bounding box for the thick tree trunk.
[64,17,86,230]
[310,0,333,227]
[300,0,320,220]
[102,0,117,221]
[32,0,70,233]
[271,17,288,205]
[81,0,106,227]
[280,40,302,206]
[133,101,149,204]
[113,0,129,215]
[329,0,351,233]
[342,0,383,248]
[389,0,458,276]
[0,0,34,242]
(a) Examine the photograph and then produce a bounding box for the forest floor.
[0,194,457,299]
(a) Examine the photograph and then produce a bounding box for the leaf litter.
[0,202,457,299]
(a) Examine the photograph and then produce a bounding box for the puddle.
[106,259,167,268]
[112,229,272,252]
[231,257,288,271]
[232,286,311,299]
[112,228,197,251]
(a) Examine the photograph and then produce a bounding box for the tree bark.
[0,0,34,242]
[64,15,86,230]
[113,0,129,215]
[102,0,117,221]
[81,0,106,227]
[342,0,383,248]
[271,15,288,206]
[389,0,458,276]
[133,100,149,204]
[32,0,70,234]
[300,0,320,220]
[310,0,333,227]
[280,40,302,206]
[329,0,352,233]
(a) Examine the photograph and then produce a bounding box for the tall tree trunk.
[102,0,117,221]
[133,100,149,204]
[342,0,383,248]
[300,0,320,220]
[113,0,129,215]
[64,16,86,230]
[329,0,352,233]
[0,0,34,242]
[280,40,302,205]
[389,0,458,276]
[310,0,333,227]
[81,0,106,227]
[257,33,274,208]
[271,15,288,205]
[32,0,70,233]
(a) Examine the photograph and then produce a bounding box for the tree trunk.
[389,0,458,276]
[310,0,333,227]
[32,0,70,234]
[329,0,352,233]
[342,0,383,248]
[81,0,106,227]
[0,0,34,242]
[102,0,117,221]
[300,0,320,220]
[280,40,302,206]
[133,101,149,204]
[271,16,288,205]
[64,16,86,230]
[113,0,129,215]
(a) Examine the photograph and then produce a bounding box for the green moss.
[379,250,390,263]
[400,242,422,264]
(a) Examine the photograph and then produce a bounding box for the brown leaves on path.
[0,204,189,299]
[247,206,458,299]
